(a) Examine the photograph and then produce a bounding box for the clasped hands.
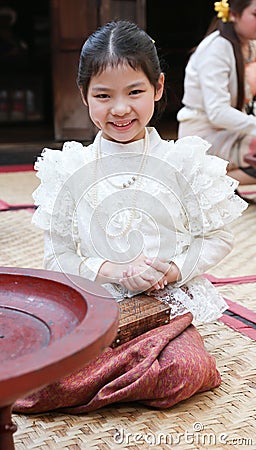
[98,254,180,293]
[119,254,180,293]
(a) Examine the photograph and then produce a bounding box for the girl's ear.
[154,73,165,102]
[79,86,88,106]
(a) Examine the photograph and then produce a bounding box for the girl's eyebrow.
[90,81,147,92]
[91,86,112,92]
[127,81,147,89]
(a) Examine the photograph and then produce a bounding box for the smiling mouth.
[112,120,133,127]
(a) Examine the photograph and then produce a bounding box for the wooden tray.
[111,294,171,347]
[0,267,119,450]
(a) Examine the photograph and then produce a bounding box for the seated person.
[177,0,256,185]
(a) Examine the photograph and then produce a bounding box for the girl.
[14,20,246,414]
[178,0,256,185]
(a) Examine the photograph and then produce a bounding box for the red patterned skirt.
[14,313,221,414]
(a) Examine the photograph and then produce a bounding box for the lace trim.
[32,141,90,237]
[31,135,247,239]
[155,276,228,323]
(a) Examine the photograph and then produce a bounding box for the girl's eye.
[95,94,109,99]
[129,89,143,95]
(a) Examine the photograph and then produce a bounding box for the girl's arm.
[167,136,247,286]
[43,231,106,281]
[44,232,167,292]
[171,227,234,286]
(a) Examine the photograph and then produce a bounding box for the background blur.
[0,0,214,161]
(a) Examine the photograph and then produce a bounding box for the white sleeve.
[172,226,233,285]
[192,38,256,135]
[43,231,105,281]
[170,136,248,284]
[32,142,106,281]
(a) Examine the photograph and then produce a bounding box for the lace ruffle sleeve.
[32,141,86,237]
[171,136,247,233]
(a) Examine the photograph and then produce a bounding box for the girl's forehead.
[90,63,147,84]
[94,62,143,78]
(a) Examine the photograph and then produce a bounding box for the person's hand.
[144,258,181,294]
[96,253,149,285]
[118,255,180,293]
[118,264,158,293]
[118,254,164,293]
[97,255,181,294]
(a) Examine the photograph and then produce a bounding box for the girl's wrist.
[97,261,123,284]
[166,262,181,283]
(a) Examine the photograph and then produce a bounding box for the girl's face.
[232,0,256,42]
[83,63,164,143]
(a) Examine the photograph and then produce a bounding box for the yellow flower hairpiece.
[214,0,230,23]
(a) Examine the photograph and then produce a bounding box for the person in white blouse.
[178,0,256,185]
[32,20,247,324]
[16,20,247,414]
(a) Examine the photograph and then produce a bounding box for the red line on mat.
[0,164,34,173]
[219,314,256,340]
[204,273,256,286]
[206,273,256,339]
[0,199,35,211]
[225,298,256,324]
[0,199,10,210]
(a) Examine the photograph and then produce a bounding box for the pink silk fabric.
[14,313,221,414]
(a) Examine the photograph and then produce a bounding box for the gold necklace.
[92,128,149,239]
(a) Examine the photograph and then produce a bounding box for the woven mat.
[0,210,43,268]
[0,171,255,449]
[0,170,39,205]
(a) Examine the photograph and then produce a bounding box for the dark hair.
[205,0,253,110]
[77,20,167,124]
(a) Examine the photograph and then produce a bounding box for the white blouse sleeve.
[170,136,248,285]
[32,142,106,281]
[43,230,105,281]
[185,35,256,135]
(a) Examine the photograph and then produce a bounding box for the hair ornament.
[214,0,230,23]
[146,33,155,45]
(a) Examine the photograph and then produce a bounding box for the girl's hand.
[119,256,180,293]
[97,255,181,294]
[118,254,168,293]
[144,258,181,293]
[119,264,156,293]
[97,253,158,289]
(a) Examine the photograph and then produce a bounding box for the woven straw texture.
[0,171,255,449]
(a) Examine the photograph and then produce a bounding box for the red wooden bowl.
[0,267,119,450]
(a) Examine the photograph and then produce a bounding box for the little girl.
[14,20,247,414]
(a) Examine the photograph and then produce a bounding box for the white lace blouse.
[32,127,247,323]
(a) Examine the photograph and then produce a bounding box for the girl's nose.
[111,99,131,116]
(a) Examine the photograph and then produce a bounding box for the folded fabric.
[14,313,221,414]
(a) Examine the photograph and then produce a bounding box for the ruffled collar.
[99,127,161,156]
